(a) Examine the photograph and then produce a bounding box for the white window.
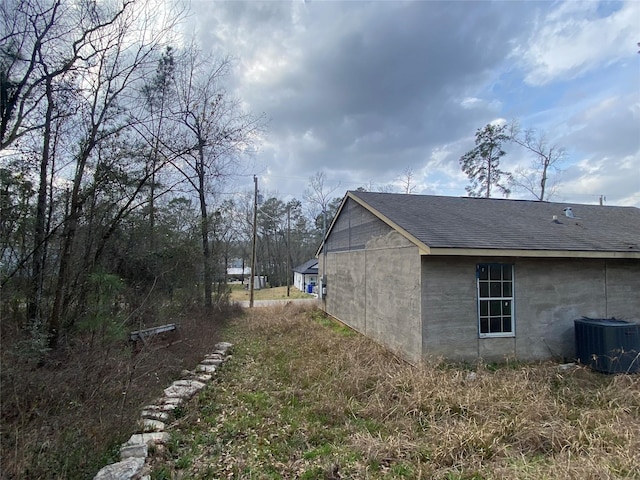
[477,263,514,337]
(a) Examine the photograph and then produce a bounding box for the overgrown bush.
[0,303,240,479]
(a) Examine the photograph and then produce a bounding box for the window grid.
[477,263,514,337]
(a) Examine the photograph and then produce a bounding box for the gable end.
[325,198,393,253]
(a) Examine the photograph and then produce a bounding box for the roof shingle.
[293,259,318,274]
[348,191,640,254]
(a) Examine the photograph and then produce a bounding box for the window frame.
[476,263,515,338]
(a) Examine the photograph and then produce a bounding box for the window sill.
[479,333,515,339]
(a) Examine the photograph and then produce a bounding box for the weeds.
[0,304,234,479]
[151,305,640,479]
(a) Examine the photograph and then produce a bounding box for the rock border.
[93,342,234,480]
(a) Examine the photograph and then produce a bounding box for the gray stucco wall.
[322,229,422,364]
[364,232,421,363]
[421,257,482,362]
[324,250,367,333]
[422,256,640,362]
[516,258,606,360]
[605,260,640,321]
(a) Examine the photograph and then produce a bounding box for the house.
[293,259,318,293]
[227,267,251,283]
[317,191,640,364]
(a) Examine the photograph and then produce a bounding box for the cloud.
[564,93,640,159]
[557,153,640,206]
[182,0,640,207]
[519,1,639,85]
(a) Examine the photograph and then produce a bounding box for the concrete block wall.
[421,256,481,362]
[516,258,640,360]
[516,258,606,360]
[605,260,640,321]
[323,231,422,364]
[364,232,421,363]
[325,250,367,332]
[321,195,640,364]
[421,256,640,362]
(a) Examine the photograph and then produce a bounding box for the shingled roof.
[293,259,318,274]
[343,191,640,257]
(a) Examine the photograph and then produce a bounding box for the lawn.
[228,284,315,302]
[150,305,640,479]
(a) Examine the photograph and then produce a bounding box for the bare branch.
[508,120,565,201]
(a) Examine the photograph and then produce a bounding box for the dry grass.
[151,306,640,479]
[0,304,237,479]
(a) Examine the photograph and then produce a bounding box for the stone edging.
[93,341,234,480]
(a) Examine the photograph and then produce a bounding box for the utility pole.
[286,204,291,297]
[250,175,258,308]
[322,207,327,299]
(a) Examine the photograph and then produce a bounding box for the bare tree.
[42,0,184,347]
[1,0,64,150]
[303,171,341,238]
[508,121,565,201]
[398,166,417,194]
[169,47,264,308]
[0,0,154,150]
[2,0,127,331]
[139,46,176,250]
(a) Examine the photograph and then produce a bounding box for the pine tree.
[460,123,511,198]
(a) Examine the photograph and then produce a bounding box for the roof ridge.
[348,190,638,209]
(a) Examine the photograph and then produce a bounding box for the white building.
[293,259,318,293]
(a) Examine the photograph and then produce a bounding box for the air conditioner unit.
[574,317,640,374]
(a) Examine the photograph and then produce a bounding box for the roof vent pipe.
[563,207,575,218]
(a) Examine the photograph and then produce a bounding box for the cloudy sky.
[183,0,640,207]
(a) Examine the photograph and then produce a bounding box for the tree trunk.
[539,160,548,201]
[196,146,212,309]
[49,131,95,348]
[28,76,54,326]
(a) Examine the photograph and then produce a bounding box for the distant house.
[227,267,251,282]
[317,191,640,364]
[226,267,266,289]
[293,259,318,293]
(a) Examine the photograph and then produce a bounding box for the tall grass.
[152,306,640,479]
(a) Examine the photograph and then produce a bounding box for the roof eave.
[315,193,352,258]
[423,248,640,259]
